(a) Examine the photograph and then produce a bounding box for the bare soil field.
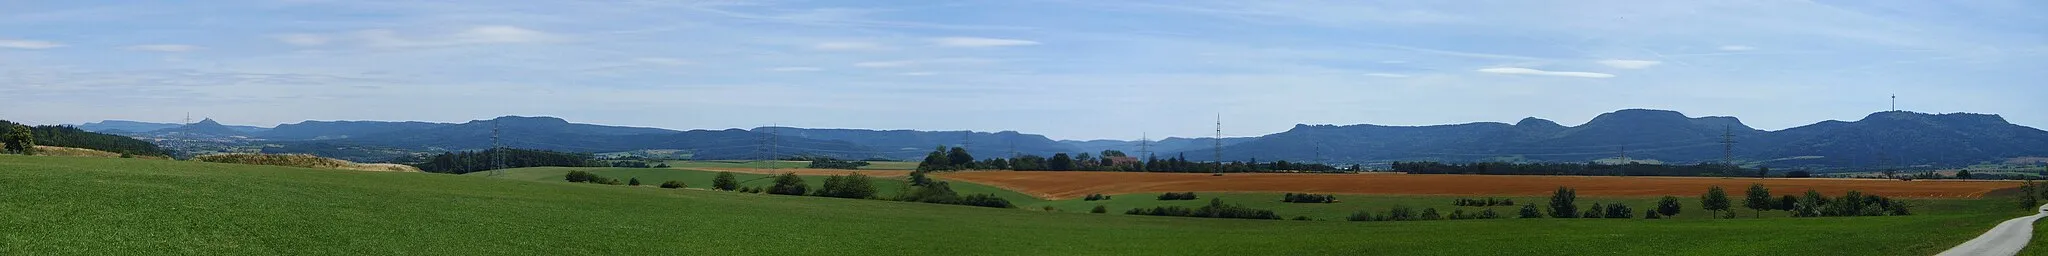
[688,167,911,178]
[937,171,2021,200]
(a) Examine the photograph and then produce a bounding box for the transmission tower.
[962,130,973,150]
[1721,125,1737,166]
[1213,114,1223,176]
[490,120,504,177]
[1137,133,1152,173]
[768,124,779,170]
[1618,146,1628,165]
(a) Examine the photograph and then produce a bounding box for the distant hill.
[81,120,269,134]
[267,116,879,161]
[260,120,454,140]
[147,118,251,137]
[1185,109,2048,169]
[1062,137,1255,157]
[751,127,1077,160]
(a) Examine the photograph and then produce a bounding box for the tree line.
[1125,198,1281,220]
[913,146,1344,173]
[0,120,170,157]
[1393,161,1770,177]
[411,148,604,174]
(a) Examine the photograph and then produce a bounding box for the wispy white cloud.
[1476,67,1615,78]
[812,41,883,51]
[273,34,330,46]
[931,37,1039,47]
[0,39,64,49]
[634,57,691,66]
[851,58,994,68]
[1596,59,1661,69]
[1719,45,1756,51]
[125,44,201,52]
[768,67,823,72]
[1364,73,1410,78]
[899,72,937,76]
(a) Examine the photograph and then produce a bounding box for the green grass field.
[1022,193,1883,220]
[470,167,1039,205]
[2,155,2037,255]
[659,160,921,170]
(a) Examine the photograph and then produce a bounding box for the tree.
[712,171,739,191]
[1794,189,1827,217]
[1701,185,1732,218]
[947,147,975,169]
[1548,187,1578,218]
[1656,196,1682,217]
[1777,195,1799,211]
[917,147,951,172]
[3,125,35,155]
[1743,183,1772,218]
[1049,153,1074,171]
[1956,170,1974,179]
[1091,205,1108,213]
[628,177,642,186]
[564,170,596,183]
[908,171,933,186]
[767,173,808,195]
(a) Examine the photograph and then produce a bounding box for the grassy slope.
[0,155,2030,255]
[1022,193,1992,221]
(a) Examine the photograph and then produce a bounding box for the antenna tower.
[1891,94,1897,112]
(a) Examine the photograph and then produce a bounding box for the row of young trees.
[565,170,683,189]
[1453,198,1516,207]
[716,170,1015,209]
[411,148,604,174]
[805,158,871,170]
[913,146,1345,173]
[1394,161,1784,177]
[1125,198,1281,220]
[1282,193,1337,203]
[1350,207,1505,221]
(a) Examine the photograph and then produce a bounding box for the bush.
[1283,193,1337,203]
[628,177,641,186]
[1549,187,1578,218]
[1645,210,1661,219]
[1604,204,1633,219]
[1091,205,1108,213]
[897,181,1012,208]
[1656,196,1682,217]
[1420,208,1442,220]
[1157,192,1198,200]
[1519,204,1543,218]
[1083,194,1112,201]
[807,159,872,170]
[659,180,685,189]
[712,171,739,191]
[1292,216,1312,221]
[813,173,877,199]
[565,170,597,183]
[766,173,809,195]
[1347,211,1375,221]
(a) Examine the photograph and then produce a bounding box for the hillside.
[1062,137,1256,157]
[302,117,879,160]
[0,155,2022,255]
[259,120,452,140]
[146,118,250,137]
[751,127,1077,160]
[79,120,269,134]
[1192,109,2048,169]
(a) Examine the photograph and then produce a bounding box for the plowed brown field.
[936,171,2020,200]
[692,167,911,177]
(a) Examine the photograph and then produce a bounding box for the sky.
[1,0,2044,140]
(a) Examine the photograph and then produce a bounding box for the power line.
[1213,114,1223,176]
[490,120,503,177]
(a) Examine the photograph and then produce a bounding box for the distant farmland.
[938,172,2021,200]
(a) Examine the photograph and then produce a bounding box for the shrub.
[813,173,878,199]
[1083,194,1112,201]
[628,177,642,186]
[950,194,1013,208]
[1656,196,1682,217]
[1091,205,1108,213]
[565,170,597,183]
[1645,210,1661,219]
[1157,192,1198,200]
[767,173,808,195]
[1386,206,1416,221]
[712,171,739,191]
[1347,211,1375,221]
[659,181,685,189]
[1583,203,1604,219]
[1420,208,1442,220]
[1604,204,1633,219]
[1283,193,1337,203]
[1125,198,1279,220]
[1478,208,1501,219]
[1518,204,1543,218]
[1291,216,1312,221]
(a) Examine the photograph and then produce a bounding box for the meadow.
[0,155,2036,255]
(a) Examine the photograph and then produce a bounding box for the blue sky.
[1,0,2043,140]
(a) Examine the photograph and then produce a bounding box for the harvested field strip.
[937,171,2020,200]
